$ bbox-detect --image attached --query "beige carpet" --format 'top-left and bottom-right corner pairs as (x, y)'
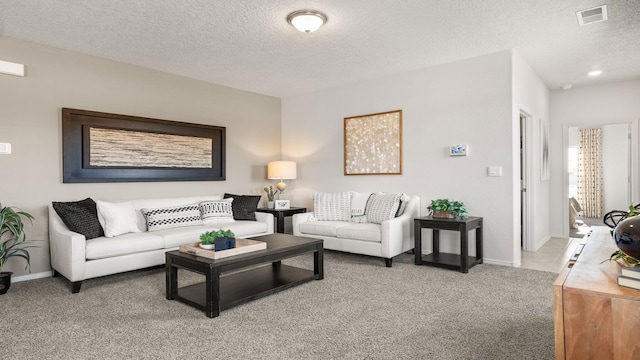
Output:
(1, 251), (556, 359)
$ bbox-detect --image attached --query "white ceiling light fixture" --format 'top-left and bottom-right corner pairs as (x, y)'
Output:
(287, 10), (327, 33)
(576, 5), (608, 26)
(588, 70), (603, 76)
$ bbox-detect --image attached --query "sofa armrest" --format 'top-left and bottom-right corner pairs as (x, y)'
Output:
(255, 212), (275, 234)
(381, 211), (414, 258)
(48, 205), (87, 282)
(292, 212), (314, 236)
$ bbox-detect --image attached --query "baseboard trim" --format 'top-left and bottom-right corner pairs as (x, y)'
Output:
(533, 235), (551, 252)
(12, 271), (54, 283)
(483, 258), (520, 267)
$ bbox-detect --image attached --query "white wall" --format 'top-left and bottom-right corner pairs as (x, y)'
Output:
(282, 51), (523, 266)
(549, 80), (640, 237)
(0, 38), (281, 277)
(512, 50), (551, 253)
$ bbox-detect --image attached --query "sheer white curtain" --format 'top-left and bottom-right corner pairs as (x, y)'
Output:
(578, 128), (603, 217)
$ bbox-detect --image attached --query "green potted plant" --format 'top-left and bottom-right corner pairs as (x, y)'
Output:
(199, 229), (236, 251)
(263, 185), (279, 209)
(427, 199), (468, 219)
(1, 203), (36, 295)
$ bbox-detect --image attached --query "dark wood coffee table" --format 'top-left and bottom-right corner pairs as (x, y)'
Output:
(165, 233), (323, 318)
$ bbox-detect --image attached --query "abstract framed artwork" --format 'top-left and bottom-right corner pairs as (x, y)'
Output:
(540, 118), (550, 181)
(62, 108), (225, 183)
(344, 109), (402, 175)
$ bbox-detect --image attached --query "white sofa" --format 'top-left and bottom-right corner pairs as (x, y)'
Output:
(49, 195), (274, 293)
(293, 193), (420, 267)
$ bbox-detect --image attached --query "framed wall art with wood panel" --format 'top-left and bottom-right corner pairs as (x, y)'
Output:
(62, 108), (225, 183)
(344, 109), (402, 175)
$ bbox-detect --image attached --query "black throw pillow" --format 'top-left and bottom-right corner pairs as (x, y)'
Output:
(223, 193), (261, 221)
(52, 198), (104, 239)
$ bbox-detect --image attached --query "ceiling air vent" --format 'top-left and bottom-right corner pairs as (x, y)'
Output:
(576, 5), (608, 26)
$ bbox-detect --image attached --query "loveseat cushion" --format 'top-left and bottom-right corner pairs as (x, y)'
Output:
(224, 193), (260, 221)
(313, 192), (352, 221)
(141, 204), (203, 231)
(85, 232), (164, 260)
(366, 193), (402, 224)
(336, 223), (382, 243)
(52, 198), (104, 239)
(299, 221), (352, 237)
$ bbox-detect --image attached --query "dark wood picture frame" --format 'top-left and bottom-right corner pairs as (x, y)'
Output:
(62, 108), (225, 183)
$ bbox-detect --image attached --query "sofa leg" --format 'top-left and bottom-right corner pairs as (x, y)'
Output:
(52, 270), (60, 277)
(71, 281), (82, 294)
(384, 258), (393, 267)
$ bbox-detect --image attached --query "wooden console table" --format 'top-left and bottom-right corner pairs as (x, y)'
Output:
(554, 226), (640, 359)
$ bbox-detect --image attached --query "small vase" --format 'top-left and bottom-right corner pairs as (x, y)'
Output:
(432, 211), (455, 219)
(215, 237), (230, 251)
(267, 201), (275, 209)
(199, 243), (214, 250)
(614, 216), (640, 259)
(0, 272), (12, 295)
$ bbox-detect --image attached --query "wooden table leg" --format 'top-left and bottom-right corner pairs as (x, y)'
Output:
(414, 221), (422, 265)
(314, 244), (324, 280)
(433, 229), (440, 255)
(205, 268), (221, 318)
(476, 222), (483, 264)
(460, 224), (469, 273)
(165, 256), (177, 300)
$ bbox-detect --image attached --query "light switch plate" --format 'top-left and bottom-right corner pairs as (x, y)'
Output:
(0, 143), (12, 154)
(487, 166), (502, 177)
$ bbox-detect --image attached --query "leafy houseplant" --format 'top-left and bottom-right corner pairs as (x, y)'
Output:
(427, 199), (468, 219)
(1, 203), (36, 295)
(199, 229), (236, 251)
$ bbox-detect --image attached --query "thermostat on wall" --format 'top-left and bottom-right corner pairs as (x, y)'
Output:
(449, 144), (468, 156)
(0, 143), (11, 154)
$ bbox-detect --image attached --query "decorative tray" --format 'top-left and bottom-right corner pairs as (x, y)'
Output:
(179, 238), (266, 260)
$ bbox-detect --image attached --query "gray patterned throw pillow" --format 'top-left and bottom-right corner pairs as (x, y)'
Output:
(141, 204), (203, 231)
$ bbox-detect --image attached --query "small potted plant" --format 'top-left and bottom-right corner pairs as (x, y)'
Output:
(1, 203), (36, 295)
(263, 185), (278, 208)
(199, 229), (236, 251)
(427, 199), (468, 219)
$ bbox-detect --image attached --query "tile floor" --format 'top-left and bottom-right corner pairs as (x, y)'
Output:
(520, 236), (584, 273)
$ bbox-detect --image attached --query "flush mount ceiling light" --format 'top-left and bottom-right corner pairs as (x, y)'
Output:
(588, 70), (603, 76)
(287, 10), (327, 33)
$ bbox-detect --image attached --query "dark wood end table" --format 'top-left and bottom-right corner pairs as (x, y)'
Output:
(414, 216), (483, 273)
(255, 207), (307, 233)
(166, 233), (323, 318)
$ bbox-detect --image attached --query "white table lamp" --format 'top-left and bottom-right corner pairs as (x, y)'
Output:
(268, 161), (297, 194)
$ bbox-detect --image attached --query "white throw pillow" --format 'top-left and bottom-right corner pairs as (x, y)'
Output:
(199, 199), (235, 224)
(350, 192), (372, 223)
(366, 193), (402, 224)
(141, 203), (203, 232)
(313, 192), (352, 221)
(96, 200), (142, 238)
(396, 193), (412, 216)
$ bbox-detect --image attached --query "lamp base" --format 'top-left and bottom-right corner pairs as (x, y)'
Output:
(276, 181), (287, 193)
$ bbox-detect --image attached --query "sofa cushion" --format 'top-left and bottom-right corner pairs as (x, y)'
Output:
(313, 192), (352, 221)
(141, 204), (203, 232)
(85, 232), (164, 260)
(199, 199), (235, 223)
(224, 193), (260, 221)
(366, 193), (402, 224)
(221, 221), (268, 238)
(154, 224), (221, 248)
(299, 221), (352, 237)
(96, 200), (142, 237)
(336, 223), (381, 243)
(52, 198), (104, 239)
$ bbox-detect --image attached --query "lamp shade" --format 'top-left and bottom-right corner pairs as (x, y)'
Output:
(268, 161), (297, 180)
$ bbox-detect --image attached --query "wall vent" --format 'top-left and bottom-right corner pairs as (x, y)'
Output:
(576, 5), (608, 26)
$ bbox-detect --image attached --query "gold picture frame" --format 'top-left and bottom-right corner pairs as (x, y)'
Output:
(344, 110), (402, 175)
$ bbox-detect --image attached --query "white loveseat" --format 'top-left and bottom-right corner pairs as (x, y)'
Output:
(293, 192), (420, 267)
(49, 195), (274, 293)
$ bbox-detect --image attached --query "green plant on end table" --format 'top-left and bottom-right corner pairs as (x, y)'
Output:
(263, 185), (279, 202)
(427, 199), (468, 219)
(199, 229), (236, 251)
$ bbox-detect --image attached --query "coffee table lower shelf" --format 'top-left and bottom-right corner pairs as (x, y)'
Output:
(420, 253), (482, 272)
(174, 264), (315, 313)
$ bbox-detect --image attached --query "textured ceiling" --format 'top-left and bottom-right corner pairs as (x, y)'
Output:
(1, 0), (639, 97)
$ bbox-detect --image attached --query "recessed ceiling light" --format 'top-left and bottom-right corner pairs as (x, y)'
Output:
(576, 5), (608, 26)
(287, 10), (327, 33)
(562, 84), (573, 90)
(588, 70), (603, 76)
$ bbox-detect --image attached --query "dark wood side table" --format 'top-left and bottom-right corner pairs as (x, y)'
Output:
(255, 207), (307, 233)
(414, 216), (483, 273)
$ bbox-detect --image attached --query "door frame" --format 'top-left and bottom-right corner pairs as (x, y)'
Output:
(561, 119), (639, 238)
(520, 110), (534, 251)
